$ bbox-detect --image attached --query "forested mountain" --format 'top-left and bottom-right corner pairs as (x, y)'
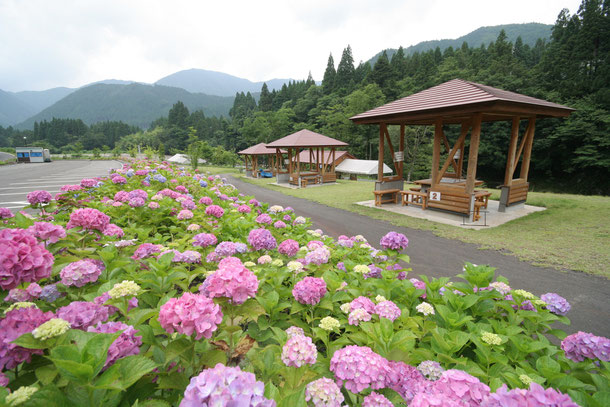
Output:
(0, 90), (36, 126)
(17, 83), (234, 129)
(155, 69), (294, 96)
(368, 23), (552, 65)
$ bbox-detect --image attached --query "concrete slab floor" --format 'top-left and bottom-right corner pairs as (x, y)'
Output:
(356, 199), (546, 229)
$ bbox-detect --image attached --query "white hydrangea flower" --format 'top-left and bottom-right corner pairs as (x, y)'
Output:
(287, 261), (304, 273)
(32, 318), (70, 340)
(6, 386), (38, 406)
(340, 303), (351, 314)
(481, 331), (503, 345)
(5, 302), (37, 314)
(353, 264), (370, 274)
(319, 316), (340, 331)
(375, 295), (387, 303)
(416, 302), (435, 316)
(108, 280), (141, 298)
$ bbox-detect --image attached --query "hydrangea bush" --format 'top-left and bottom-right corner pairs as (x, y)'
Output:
(0, 159), (606, 406)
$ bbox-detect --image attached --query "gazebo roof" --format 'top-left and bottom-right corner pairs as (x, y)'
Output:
(238, 143), (284, 155)
(267, 129), (348, 148)
(350, 79), (574, 125)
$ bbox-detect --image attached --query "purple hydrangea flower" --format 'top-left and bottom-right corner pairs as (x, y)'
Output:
(561, 331), (610, 362)
(304, 246), (330, 265)
(256, 214), (273, 225)
(27, 190), (53, 205)
(0, 208), (14, 219)
(278, 239), (299, 257)
(292, 277), (327, 305)
(180, 363), (276, 407)
(540, 293), (571, 316)
(215, 241), (238, 257)
(60, 259), (103, 287)
(87, 322), (142, 368)
(27, 222), (66, 243)
(418, 360), (444, 381)
(387, 360), (428, 402)
(56, 301), (110, 330)
(363, 392), (393, 407)
(248, 228), (277, 251)
(39, 283), (64, 302)
(205, 204), (224, 218)
(192, 233), (218, 248)
(380, 231), (409, 250)
(132, 243), (163, 259)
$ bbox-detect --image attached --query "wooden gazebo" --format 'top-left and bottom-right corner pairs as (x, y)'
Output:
(267, 129), (348, 188)
(238, 143), (283, 178)
(350, 79), (574, 220)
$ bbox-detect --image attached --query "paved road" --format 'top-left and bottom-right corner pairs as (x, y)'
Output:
(0, 160), (122, 209)
(226, 175), (610, 338)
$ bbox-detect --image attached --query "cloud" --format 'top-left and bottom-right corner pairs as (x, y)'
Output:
(0, 0), (584, 92)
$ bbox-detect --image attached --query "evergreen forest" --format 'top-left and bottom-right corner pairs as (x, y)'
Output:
(0, 0), (607, 194)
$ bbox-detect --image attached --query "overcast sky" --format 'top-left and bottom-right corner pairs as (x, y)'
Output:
(0, 0), (583, 92)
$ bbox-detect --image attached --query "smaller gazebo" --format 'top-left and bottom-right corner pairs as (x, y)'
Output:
(238, 143), (283, 178)
(294, 150), (355, 174)
(267, 129), (348, 187)
(335, 159), (393, 180)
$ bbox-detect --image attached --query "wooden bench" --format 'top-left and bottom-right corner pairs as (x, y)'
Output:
(401, 190), (428, 209)
(322, 173), (337, 183)
(373, 189), (400, 206)
(427, 185), (471, 215)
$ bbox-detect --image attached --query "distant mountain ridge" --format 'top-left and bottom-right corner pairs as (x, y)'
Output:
(156, 68), (294, 96)
(16, 83), (234, 129)
(368, 23), (552, 65)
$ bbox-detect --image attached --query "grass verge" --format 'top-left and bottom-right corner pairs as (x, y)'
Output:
(239, 176), (609, 278)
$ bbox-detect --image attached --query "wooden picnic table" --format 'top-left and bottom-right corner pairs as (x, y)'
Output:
(414, 177), (483, 193)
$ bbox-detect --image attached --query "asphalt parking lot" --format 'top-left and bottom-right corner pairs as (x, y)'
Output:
(0, 160), (122, 209)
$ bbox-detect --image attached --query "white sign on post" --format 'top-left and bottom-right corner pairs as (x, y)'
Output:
(393, 152), (404, 162)
(430, 191), (442, 201)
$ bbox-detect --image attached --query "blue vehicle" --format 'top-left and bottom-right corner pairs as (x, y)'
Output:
(258, 169), (273, 178)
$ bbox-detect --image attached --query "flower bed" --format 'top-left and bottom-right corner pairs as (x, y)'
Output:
(0, 159), (608, 406)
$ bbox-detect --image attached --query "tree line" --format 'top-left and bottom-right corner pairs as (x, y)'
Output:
(0, 0), (606, 193)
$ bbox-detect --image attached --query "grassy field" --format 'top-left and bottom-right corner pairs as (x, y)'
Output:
(239, 176), (609, 278)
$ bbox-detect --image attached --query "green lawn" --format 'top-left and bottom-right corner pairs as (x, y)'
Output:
(239, 176), (610, 278)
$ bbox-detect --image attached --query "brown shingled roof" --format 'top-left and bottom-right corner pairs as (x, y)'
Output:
(350, 79), (574, 124)
(238, 143), (283, 155)
(294, 150), (354, 164)
(267, 129), (348, 148)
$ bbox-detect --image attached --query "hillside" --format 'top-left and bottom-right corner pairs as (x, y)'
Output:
(13, 87), (75, 113)
(155, 68), (294, 96)
(368, 23), (552, 65)
(17, 83), (234, 129)
(0, 90), (36, 126)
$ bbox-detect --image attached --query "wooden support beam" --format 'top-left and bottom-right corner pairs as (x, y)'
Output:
(442, 132), (459, 173)
(435, 124), (469, 184)
(520, 116), (536, 181)
(431, 119), (443, 187)
(504, 117), (520, 186)
(399, 124), (405, 179)
(378, 124), (384, 181)
(465, 113), (482, 194)
(332, 148), (336, 172)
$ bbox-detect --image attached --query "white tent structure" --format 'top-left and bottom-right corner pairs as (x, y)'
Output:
(335, 159), (393, 176)
(168, 154), (206, 165)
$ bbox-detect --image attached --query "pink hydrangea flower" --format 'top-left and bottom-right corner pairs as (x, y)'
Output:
(205, 205), (224, 218)
(80, 178), (98, 188)
(387, 360), (428, 402)
(363, 392), (393, 407)
(237, 204), (251, 213)
(27, 222), (66, 243)
(281, 334), (317, 367)
(148, 202), (160, 209)
(132, 243), (163, 259)
(87, 322), (142, 368)
(111, 175), (126, 184)
(0, 208), (15, 219)
(350, 296), (376, 314)
(103, 223), (124, 238)
(158, 292), (223, 340)
(0, 306), (54, 370)
(273, 220), (287, 229)
(375, 300), (402, 321)
(256, 214), (272, 225)
(248, 228), (277, 251)
(286, 326), (305, 338)
(304, 246), (330, 265)
(330, 345), (391, 393)
(0, 228), (54, 290)
(200, 257), (258, 304)
(177, 209), (194, 220)
(411, 369), (490, 406)
(60, 259), (103, 287)
(305, 377), (344, 407)
(348, 308), (371, 326)
(481, 383), (578, 407)
(292, 277), (327, 305)
(27, 190), (53, 205)
(56, 301), (109, 330)
(114, 191), (129, 202)
(278, 239), (299, 257)
(192, 233), (217, 248)
(199, 196), (213, 206)
(66, 208), (110, 232)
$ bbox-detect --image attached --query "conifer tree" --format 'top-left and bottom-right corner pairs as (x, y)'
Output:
(258, 83), (273, 112)
(322, 53), (336, 94)
(336, 45), (356, 93)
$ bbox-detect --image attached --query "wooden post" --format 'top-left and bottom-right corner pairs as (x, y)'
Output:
(504, 117), (520, 186)
(399, 124), (405, 179)
(384, 125), (396, 179)
(435, 126), (469, 185)
(431, 119), (443, 187)
(296, 148), (301, 178)
(288, 148), (293, 175)
(332, 148), (336, 172)
(520, 116), (536, 181)
(378, 124), (384, 181)
(465, 113), (482, 194)
(457, 121), (469, 178)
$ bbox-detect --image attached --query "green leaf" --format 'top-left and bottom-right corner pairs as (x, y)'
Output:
(164, 338), (194, 363)
(48, 357), (94, 385)
(94, 355), (157, 390)
(82, 332), (121, 377)
(14, 212), (34, 228)
(536, 356), (561, 377)
(157, 372), (190, 390)
(134, 400), (171, 407)
(35, 364), (59, 385)
(129, 308), (158, 327)
(21, 384), (72, 407)
(264, 381), (280, 401)
(13, 333), (47, 349)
